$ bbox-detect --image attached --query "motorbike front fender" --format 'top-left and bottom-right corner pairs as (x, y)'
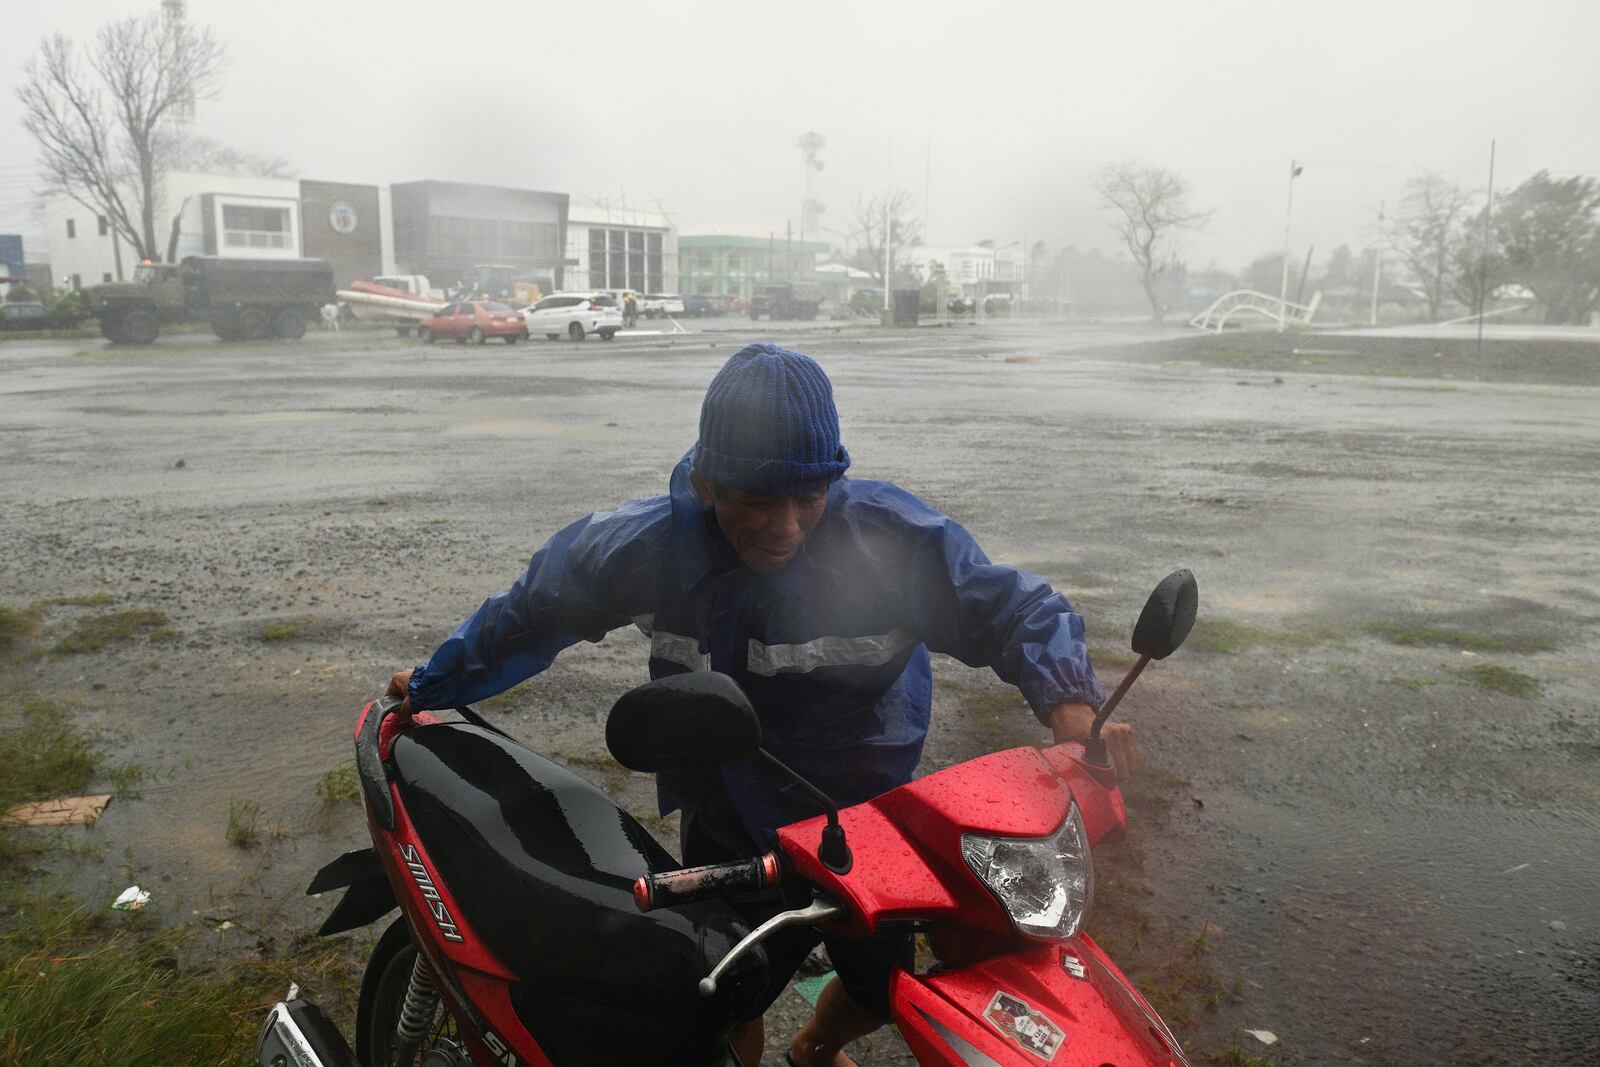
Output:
(891, 935), (1188, 1066)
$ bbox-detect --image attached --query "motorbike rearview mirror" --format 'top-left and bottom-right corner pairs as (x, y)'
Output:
(606, 672), (762, 772)
(1131, 568), (1198, 660)
(1085, 569), (1199, 766)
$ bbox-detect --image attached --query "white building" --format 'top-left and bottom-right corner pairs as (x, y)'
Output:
(565, 202), (677, 295)
(901, 244), (1026, 299)
(46, 171), (397, 291)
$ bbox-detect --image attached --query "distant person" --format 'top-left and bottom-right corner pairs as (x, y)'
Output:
(623, 291), (639, 328)
(319, 303), (341, 331)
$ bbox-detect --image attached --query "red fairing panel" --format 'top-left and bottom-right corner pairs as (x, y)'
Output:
(777, 747), (1094, 938)
(365, 711), (554, 1067)
(892, 937), (1187, 1066)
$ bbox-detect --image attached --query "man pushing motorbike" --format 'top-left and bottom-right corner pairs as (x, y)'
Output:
(387, 342), (1139, 1067)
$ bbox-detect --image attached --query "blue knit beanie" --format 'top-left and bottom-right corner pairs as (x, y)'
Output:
(692, 343), (850, 495)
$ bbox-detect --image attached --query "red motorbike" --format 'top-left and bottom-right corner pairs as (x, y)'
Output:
(256, 570), (1197, 1067)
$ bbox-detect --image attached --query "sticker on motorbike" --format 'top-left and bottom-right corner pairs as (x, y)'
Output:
(984, 991), (1066, 1061)
(1060, 952), (1087, 979)
(398, 842), (466, 943)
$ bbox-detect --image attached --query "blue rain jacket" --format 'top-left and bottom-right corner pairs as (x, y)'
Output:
(408, 454), (1105, 846)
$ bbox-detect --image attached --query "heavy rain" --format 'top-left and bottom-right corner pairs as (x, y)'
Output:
(1, 3), (1597, 1066)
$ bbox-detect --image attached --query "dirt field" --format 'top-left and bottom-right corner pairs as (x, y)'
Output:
(2, 321), (1596, 1064)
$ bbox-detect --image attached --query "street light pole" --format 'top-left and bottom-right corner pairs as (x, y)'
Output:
(1276, 160), (1302, 332)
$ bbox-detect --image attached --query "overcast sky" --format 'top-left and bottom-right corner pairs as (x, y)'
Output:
(3, 0), (1598, 271)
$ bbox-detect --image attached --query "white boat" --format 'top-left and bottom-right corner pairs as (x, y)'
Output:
(336, 279), (447, 325)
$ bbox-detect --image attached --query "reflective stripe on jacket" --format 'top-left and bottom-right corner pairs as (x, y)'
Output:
(408, 454), (1104, 843)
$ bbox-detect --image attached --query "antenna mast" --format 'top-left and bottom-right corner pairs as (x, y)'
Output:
(796, 131), (826, 244)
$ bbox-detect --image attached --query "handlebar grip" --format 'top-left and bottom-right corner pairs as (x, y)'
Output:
(633, 853), (781, 912)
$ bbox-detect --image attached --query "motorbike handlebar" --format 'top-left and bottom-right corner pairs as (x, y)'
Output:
(633, 853), (782, 912)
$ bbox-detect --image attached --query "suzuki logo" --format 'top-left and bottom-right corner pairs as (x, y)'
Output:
(398, 843), (465, 943)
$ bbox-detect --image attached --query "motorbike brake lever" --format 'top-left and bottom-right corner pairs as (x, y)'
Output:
(698, 895), (847, 997)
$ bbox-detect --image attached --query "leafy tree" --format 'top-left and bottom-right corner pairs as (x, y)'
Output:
(1095, 161), (1211, 323)
(1490, 171), (1600, 324)
(17, 7), (226, 263)
(1382, 173), (1477, 321)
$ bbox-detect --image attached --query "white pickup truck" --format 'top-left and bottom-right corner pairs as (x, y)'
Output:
(638, 293), (686, 318)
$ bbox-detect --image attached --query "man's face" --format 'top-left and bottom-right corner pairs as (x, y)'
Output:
(693, 473), (829, 573)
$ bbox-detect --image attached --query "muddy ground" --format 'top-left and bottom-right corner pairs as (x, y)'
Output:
(1, 321), (1596, 1065)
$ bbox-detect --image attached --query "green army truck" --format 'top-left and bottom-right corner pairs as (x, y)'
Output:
(86, 257), (335, 344)
(748, 281), (825, 321)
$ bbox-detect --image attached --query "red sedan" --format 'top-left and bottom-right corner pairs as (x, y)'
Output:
(417, 301), (528, 345)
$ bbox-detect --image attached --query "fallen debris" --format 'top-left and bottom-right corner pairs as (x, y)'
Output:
(3, 793), (112, 827)
(112, 885), (150, 911)
(1243, 1029), (1279, 1046)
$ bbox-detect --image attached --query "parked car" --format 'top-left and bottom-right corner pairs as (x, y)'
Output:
(681, 294), (719, 317)
(0, 302), (49, 330)
(638, 293), (686, 318)
(416, 301), (528, 345)
(719, 293), (748, 315)
(520, 292), (623, 341)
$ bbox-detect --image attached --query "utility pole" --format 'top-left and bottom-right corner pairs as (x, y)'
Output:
(1370, 202), (1383, 327)
(1276, 160), (1302, 332)
(1476, 139), (1496, 357)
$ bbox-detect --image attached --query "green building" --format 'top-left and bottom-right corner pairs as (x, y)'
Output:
(679, 230), (830, 301)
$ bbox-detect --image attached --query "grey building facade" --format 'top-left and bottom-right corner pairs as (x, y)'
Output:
(391, 181), (569, 293)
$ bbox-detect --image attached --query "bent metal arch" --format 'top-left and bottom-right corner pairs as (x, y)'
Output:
(1190, 289), (1322, 333)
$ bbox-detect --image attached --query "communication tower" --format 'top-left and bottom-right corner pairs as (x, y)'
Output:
(796, 131), (825, 243)
(161, 0), (197, 128)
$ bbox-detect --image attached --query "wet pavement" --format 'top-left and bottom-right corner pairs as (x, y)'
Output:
(1, 321), (1596, 1064)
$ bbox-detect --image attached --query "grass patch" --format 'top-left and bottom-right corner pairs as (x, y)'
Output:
(0, 695), (100, 822)
(315, 762), (359, 807)
(0, 603), (41, 651)
(1457, 663), (1541, 698)
(551, 749), (621, 771)
(0, 693), (142, 866)
(35, 592), (119, 608)
(1368, 622), (1554, 655)
(1091, 644), (1143, 671)
(53, 609), (172, 654)
(259, 620), (307, 642)
(225, 800), (262, 849)
(1187, 617), (1334, 655)
(0, 886), (365, 1067)
(956, 689), (1039, 750)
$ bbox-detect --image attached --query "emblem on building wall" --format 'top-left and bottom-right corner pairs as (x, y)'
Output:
(329, 201), (359, 234)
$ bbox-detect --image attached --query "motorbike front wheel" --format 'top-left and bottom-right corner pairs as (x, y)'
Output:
(357, 918), (466, 1067)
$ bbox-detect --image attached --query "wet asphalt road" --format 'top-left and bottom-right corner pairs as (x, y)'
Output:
(1, 320), (1597, 1064)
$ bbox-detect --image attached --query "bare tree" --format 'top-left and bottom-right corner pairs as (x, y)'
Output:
(850, 190), (923, 286)
(1382, 173), (1477, 321)
(1095, 162), (1211, 323)
(18, 9), (226, 263)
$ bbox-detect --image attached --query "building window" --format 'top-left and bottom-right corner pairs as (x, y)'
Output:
(102, 272), (112, 283)
(71, 273), (81, 289)
(98, 215), (109, 236)
(646, 232), (663, 294)
(589, 228), (607, 287)
(66, 219), (76, 239)
(221, 204), (290, 249)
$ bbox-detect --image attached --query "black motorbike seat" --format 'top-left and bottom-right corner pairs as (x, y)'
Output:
(390, 724), (767, 1047)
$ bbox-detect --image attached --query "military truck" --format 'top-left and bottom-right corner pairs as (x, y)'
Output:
(747, 281), (825, 321)
(86, 257), (335, 344)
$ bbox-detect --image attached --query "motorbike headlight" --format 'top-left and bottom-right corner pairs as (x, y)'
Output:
(962, 802), (1092, 940)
